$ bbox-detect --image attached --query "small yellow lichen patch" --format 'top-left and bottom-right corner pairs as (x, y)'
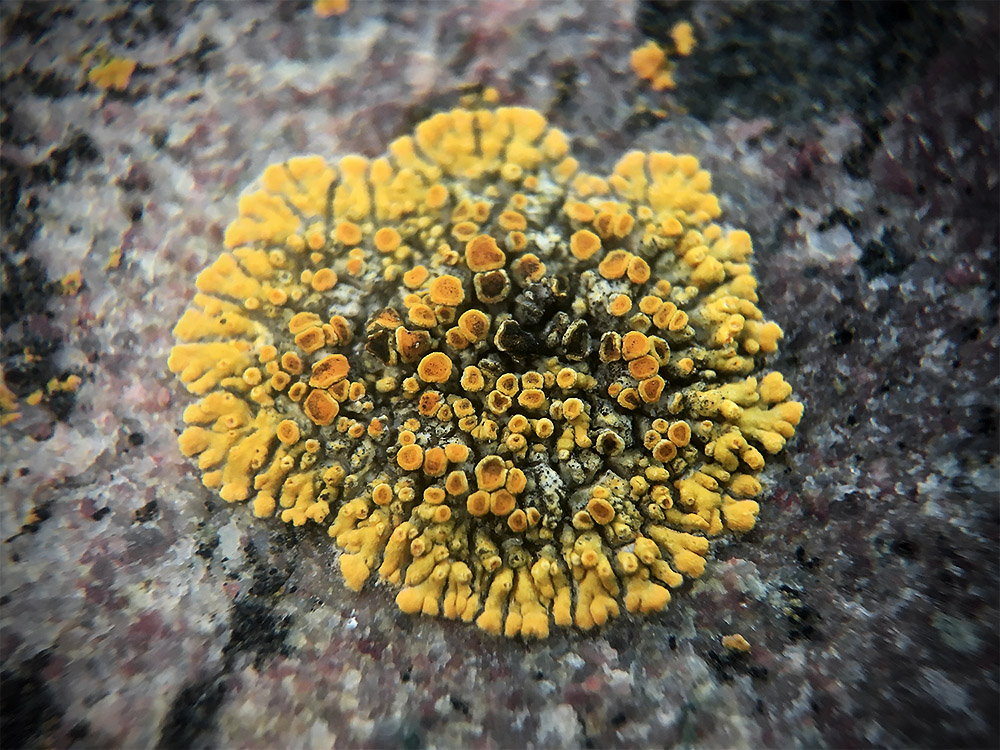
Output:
(631, 42), (667, 85)
(48, 375), (83, 394)
(722, 633), (751, 653)
(89, 57), (137, 90)
(671, 22), (696, 56)
(630, 25), (696, 94)
(59, 270), (84, 296)
(313, 0), (349, 17)
(630, 42), (675, 91)
(0, 383), (21, 425)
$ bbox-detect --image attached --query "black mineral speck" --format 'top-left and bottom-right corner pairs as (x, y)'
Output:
(842, 119), (886, 180)
(817, 207), (861, 232)
(48, 389), (77, 422)
(150, 128), (168, 149)
(157, 673), (227, 750)
(831, 325), (854, 347)
(177, 35), (220, 76)
(125, 201), (144, 223)
(133, 500), (160, 523)
(707, 647), (766, 683)
(795, 545), (821, 570)
(401, 728), (425, 750)
(859, 227), (913, 278)
(223, 599), (292, 671)
(0, 653), (62, 749)
(1, 5), (54, 44)
(196, 533), (220, 560)
(891, 538), (918, 558)
(0, 254), (52, 331)
(68, 720), (89, 740)
(35, 131), (100, 184)
(22, 503), (51, 533)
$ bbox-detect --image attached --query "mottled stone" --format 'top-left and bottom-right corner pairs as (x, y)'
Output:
(0, 1), (996, 748)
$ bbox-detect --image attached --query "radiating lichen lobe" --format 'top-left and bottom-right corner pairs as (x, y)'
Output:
(169, 105), (803, 638)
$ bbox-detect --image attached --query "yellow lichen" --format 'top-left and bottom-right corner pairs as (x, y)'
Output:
(0, 383), (21, 425)
(88, 57), (136, 91)
(170, 104), (802, 638)
(722, 633), (752, 652)
(631, 23), (697, 94)
(59, 270), (83, 296)
(671, 22), (696, 56)
(313, 0), (349, 17)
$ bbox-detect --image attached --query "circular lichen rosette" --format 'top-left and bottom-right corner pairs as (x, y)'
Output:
(169, 106), (803, 638)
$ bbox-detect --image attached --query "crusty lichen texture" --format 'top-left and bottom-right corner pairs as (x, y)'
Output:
(169, 106), (803, 638)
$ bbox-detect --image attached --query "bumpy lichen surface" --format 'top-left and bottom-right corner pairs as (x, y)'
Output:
(169, 106), (803, 638)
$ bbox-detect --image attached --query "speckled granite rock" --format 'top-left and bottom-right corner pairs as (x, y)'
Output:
(1, 1), (997, 748)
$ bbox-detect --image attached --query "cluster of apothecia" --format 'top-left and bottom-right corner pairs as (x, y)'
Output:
(169, 106), (802, 638)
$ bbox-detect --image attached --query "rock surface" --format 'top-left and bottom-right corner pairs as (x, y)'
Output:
(1, 1), (997, 748)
